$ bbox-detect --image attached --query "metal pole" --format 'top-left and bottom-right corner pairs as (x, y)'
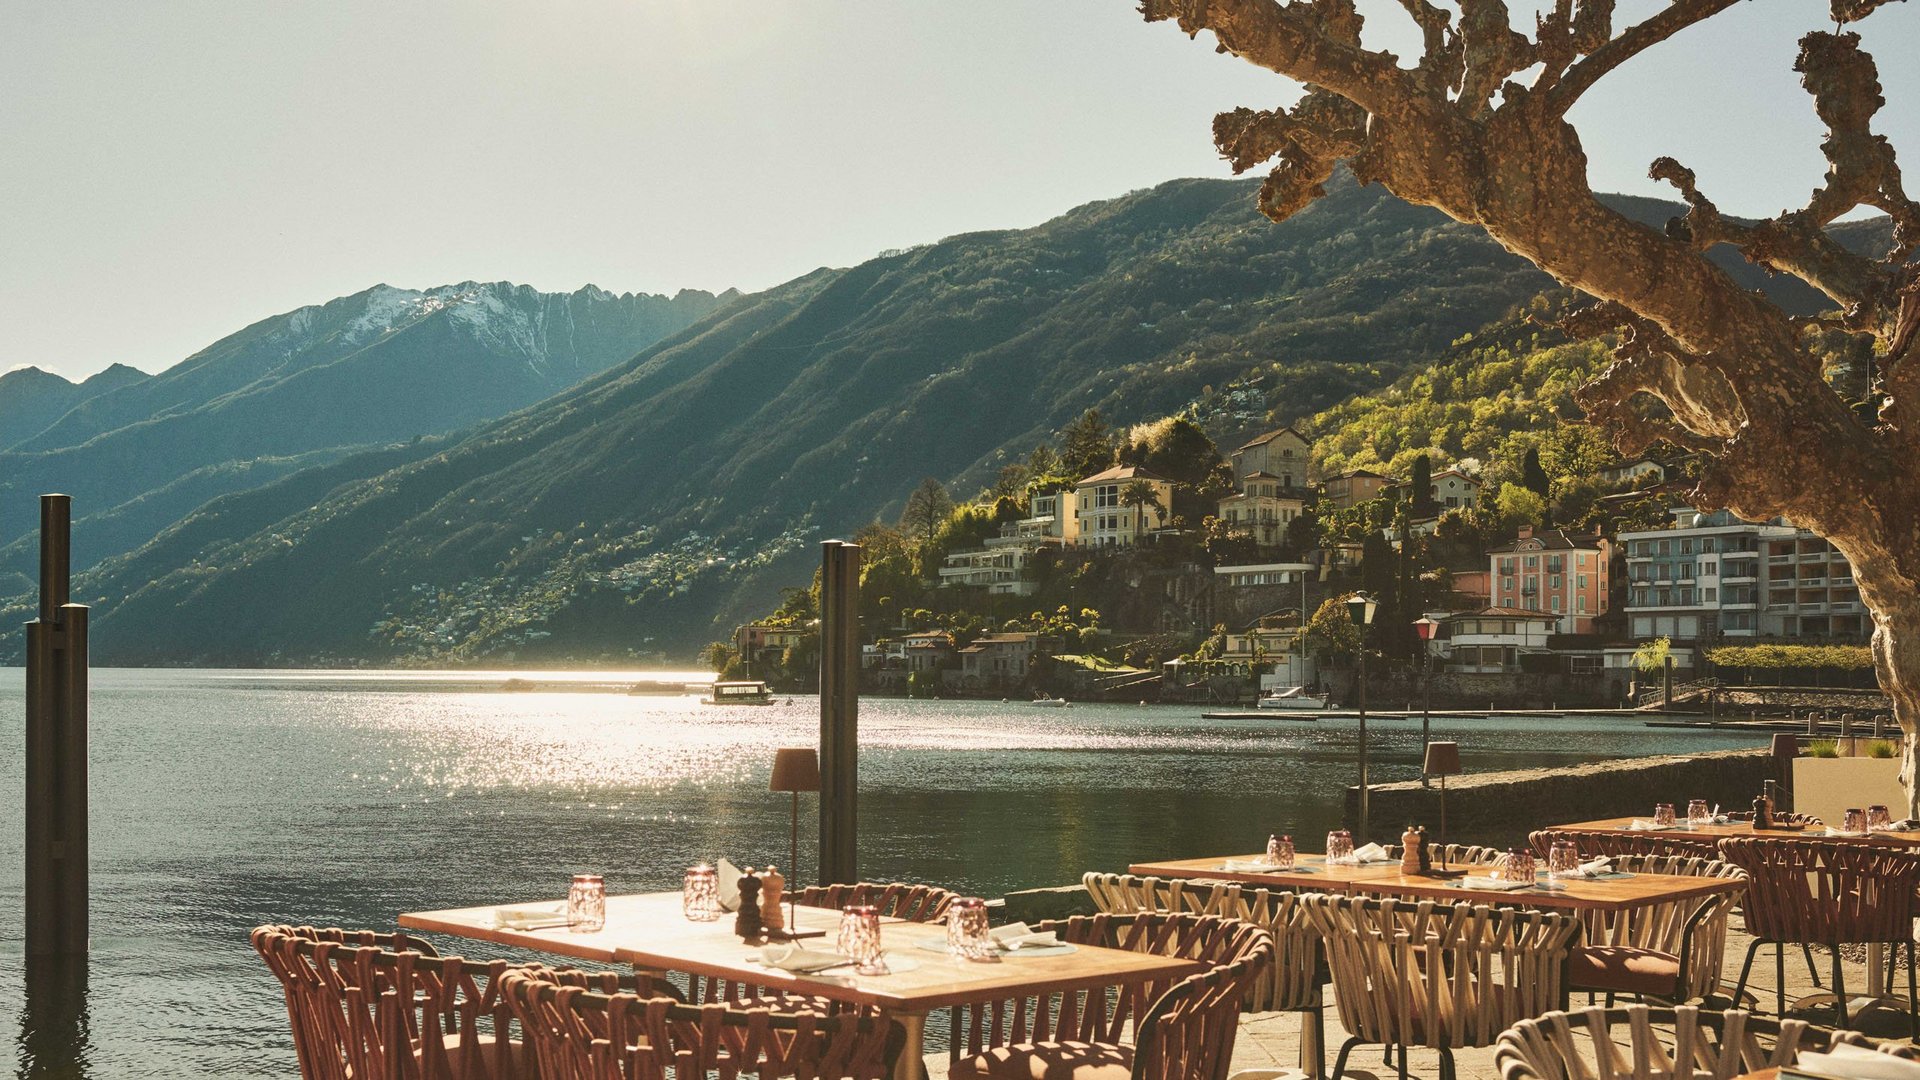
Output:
(1420, 643), (1432, 787)
(26, 494), (88, 961)
(1357, 648), (1370, 842)
(818, 541), (861, 886)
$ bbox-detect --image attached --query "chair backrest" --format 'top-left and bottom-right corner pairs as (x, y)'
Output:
(1495, 1004), (1808, 1080)
(1830, 1030), (1920, 1061)
(793, 882), (958, 923)
(1301, 894), (1579, 1050)
(250, 924), (515, 1080)
(1530, 829), (1717, 860)
(1716, 837), (1920, 945)
(499, 970), (897, 1080)
(1082, 872), (1317, 1012)
(944, 912), (1271, 1065)
(1130, 930), (1277, 1080)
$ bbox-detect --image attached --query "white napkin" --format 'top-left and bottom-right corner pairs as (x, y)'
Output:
(1825, 828), (1869, 838)
(1221, 858), (1282, 872)
(1796, 1043), (1920, 1080)
(716, 858), (744, 911)
(1627, 819), (1663, 831)
(989, 922), (1060, 951)
(1353, 843), (1391, 864)
(1459, 876), (1534, 891)
(758, 945), (853, 974)
(1572, 857), (1612, 878)
(492, 903), (567, 930)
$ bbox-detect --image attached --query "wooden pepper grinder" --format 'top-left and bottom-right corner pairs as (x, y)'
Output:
(1416, 826), (1433, 875)
(1400, 825), (1423, 875)
(761, 865), (786, 934)
(734, 867), (764, 942)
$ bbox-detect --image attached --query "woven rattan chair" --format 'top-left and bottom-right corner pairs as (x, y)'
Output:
(251, 924), (530, 1080)
(500, 969), (898, 1080)
(793, 881), (959, 923)
(1494, 1004), (1810, 1080)
(1083, 873), (1326, 1076)
(1718, 836), (1920, 1034)
(1529, 829), (1718, 861)
(1562, 855), (1746, 1006)
(947, 911), (1273, 1080)
(1301, 894), (1580, 1080)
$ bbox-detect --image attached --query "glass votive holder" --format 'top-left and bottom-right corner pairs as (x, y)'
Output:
(683, 864), (720, 922)
(1653, 803), (1676, 828)
(1547, 840), (1580, 880)
(1869, 805), (1892, 831)
(1844, 807), (1867, 833)
(1501, 849), (1537, 886)
(1326, 830), (1355, 866)
(836, 905), (886, 975)
(568, 873), (606, 933)
(1687, 799), (1711, 827)
(946, 897), (992, 960)
(1268, 834), (1296, 870)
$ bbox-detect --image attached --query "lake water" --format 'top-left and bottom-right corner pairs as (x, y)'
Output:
(0, 667), (1765, 1077)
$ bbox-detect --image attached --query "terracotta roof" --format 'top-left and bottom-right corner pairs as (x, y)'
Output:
(1327, 468), (1391, 482)
(1454, 606), (1559, 619)
(1077, 465), (1172, 485)
(971, 633), (1039, 644)
(1485, 528), (1606, 553)
(1235, 426), (1311, 452)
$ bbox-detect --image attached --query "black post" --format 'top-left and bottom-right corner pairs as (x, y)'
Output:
(1356, 648), (1370, 842)
(26, 494), (88, 961)
(1419, 644), (1432, 788)
(818, 540), (861, 886)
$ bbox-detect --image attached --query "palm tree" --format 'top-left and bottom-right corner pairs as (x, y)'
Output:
(1119, 479), (1164, 542)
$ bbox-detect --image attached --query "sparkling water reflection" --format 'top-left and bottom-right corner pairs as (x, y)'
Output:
(0, 668), (1764, 1077)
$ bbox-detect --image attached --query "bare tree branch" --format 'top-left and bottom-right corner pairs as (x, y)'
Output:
(1546, 0), (1740, 115)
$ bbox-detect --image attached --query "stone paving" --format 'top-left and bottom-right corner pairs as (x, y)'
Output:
(923, 925), (1918, 1080)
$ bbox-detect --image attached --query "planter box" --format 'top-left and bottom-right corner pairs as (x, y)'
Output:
(1792, 756), (1905, 825)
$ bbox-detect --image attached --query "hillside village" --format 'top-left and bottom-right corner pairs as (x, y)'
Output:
(715, 410), (1875, 708)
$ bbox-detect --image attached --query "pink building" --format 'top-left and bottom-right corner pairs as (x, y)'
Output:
(1486, 526), (1611, 633)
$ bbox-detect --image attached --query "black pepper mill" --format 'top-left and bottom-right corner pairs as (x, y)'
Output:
(735, 867), (765, 941)
(1752, 794), (1772, 830)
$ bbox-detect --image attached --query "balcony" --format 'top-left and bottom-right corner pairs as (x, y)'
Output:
(1798, 575), (1827, 587)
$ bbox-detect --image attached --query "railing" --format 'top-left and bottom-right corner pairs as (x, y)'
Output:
(1635, 677), (1719, 708)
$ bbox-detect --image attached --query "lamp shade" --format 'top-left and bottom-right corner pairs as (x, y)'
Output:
(1423, 740), (1462, 777)
(1413, 616), (1439, 641)
(1346, 592), (1378, 627)
(769, 747), (820, 793)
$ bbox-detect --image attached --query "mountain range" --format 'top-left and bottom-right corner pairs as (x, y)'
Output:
(0, 282), (733, 575)
(0, 173), (1883, 665)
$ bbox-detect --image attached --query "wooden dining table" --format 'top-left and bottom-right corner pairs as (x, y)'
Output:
(399, 892), (1201, 1080)
(1550, 815), (1920, 847)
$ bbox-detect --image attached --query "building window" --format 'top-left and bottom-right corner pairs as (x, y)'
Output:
(1577, 574), (1588, 589)
(1704, 587), (1717, 602)
(1577, 596), (1587, 613)
(1551, 574), (1562, 589)
(1551, 596), (1562, 612)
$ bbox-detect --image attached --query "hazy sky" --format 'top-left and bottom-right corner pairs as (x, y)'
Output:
(5, 1), (1916, 380)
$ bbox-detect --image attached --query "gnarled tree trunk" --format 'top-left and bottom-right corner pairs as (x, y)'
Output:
(1140, 0), (1920, 811)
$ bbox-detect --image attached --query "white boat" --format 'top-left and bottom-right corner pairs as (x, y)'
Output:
(702, 680), (776, 706)
(1028, 695), (1070, 708)
(1257, 686), (1328, 710)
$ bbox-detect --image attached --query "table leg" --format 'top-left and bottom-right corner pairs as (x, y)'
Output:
(1298, 991), (1323, 1080)
(1869, 942), (1886, 997)
(893, 1012), (929, 1080)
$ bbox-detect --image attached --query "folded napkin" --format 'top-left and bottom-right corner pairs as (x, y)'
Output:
(1795, 1043), (1920, 1080)
(989, 923), (1060, 951)
(1353, 843), (1391, 864)
(717, 857), (744, 912)
(758, 945), (853, 974)
(1627, 819), (1671, 831)
(493, 904), (567, 930)
(1458, 876), (1534, 892)
(1571, 857), (1612, 878)
(1825, 828), (1869, 838)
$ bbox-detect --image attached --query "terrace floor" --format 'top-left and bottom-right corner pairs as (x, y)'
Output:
(924, 924), (1919, 1079)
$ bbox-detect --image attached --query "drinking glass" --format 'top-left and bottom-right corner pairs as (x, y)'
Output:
(1844, 808), (1867, 834)
(1869, 805), (1893, 832)
(1326, 830), (1355, 866)
(837, 905), (886, 975)
(1653, 803), (1676, 828)
(1270, 834), (1296, 870)
(1501, 849), (1537, 886)
(1687, 799), (1711, 827)
(1547, 841), (1581, 881)
(682, 865), (720, 922)
(946, 897), (992, 960)
(568, 874), (606, 933)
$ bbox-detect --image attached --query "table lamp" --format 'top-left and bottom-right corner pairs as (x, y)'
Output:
(1423, 741), (1463, 875)
(769, 747), (820, 937)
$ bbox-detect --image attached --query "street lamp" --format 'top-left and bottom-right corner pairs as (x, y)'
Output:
(1414, 616), (1440, 786)
(1346, 592), (1378, 840)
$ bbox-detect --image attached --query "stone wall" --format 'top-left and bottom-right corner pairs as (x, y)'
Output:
(1362, 669), (1624, 710)
(1344, 747), (1784, 849)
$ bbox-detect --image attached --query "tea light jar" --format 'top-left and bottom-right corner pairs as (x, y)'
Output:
(946, 897), (992, 960)
(683, 864), (720, 922)
(837, 905), (886, 975)
(568, 874), (606, 932)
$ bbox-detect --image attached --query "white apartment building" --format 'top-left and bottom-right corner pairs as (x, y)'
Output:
(1621, 507), (1866, 642)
